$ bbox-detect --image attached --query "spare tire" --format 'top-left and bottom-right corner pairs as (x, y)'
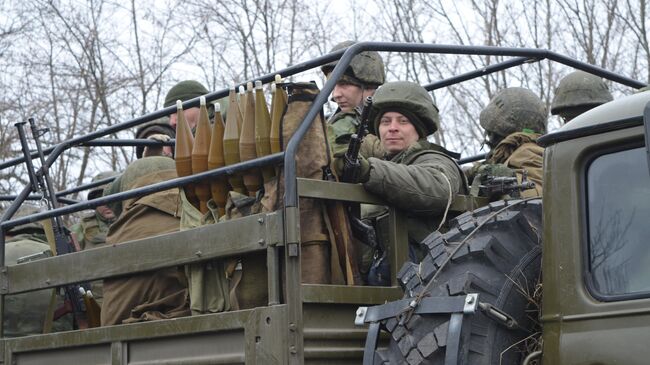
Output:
(373, 199), (543, 365)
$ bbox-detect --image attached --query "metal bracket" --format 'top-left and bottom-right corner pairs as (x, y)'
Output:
(358, 294), (480, 365)
(464, 293), (479, 313)
(355, 306), (368, 326)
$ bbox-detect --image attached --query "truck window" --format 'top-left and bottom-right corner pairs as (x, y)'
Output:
(586, 145), (650, 298)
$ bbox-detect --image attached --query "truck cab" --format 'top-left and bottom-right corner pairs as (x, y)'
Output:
(539, 91), (650, 365)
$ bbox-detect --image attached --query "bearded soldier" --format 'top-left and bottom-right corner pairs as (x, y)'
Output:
(551, 70), (613, 123)
(71, 171), (119, 250)
(321, 40), (386, 158)
(101, 157), (190, 326)
(472, 87), (547, 198)
(333, 81), (467, 263)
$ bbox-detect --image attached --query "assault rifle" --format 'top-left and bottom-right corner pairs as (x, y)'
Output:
(478, 171), (536, 199)
(16, 119), (100, 329)
(341, 96), (373, 183)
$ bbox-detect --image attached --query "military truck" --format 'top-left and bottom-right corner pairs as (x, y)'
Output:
(0, 42), (647, 365)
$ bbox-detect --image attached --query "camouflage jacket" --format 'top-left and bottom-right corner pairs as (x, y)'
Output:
(364, 139), (467, 259)
(327, 110), (384, 158)
(71, 212), (113, 250)
(488, 132), (544, 197)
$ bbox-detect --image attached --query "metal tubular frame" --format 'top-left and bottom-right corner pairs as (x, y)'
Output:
(0, 41), (647, 362)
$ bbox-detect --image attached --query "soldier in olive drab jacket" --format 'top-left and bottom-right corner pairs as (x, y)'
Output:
(101, 157), (190, 326)
(472, 87), (547, 199)
(321, 40), (386, 158)
(70, 171), (119, 250)
(333, 81), (467, 262)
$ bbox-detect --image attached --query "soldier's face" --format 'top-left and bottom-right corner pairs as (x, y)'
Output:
(332, 81), (365, 113)
(378, 112), (420, 154)
(96, 205), (115, 220)
(169, 107), (200, 130)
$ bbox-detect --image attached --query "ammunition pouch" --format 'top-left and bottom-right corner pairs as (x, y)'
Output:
(180, 190), (234, 314)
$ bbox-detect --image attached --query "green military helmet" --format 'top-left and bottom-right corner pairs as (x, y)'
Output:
(134, 117), (176, 159)
(368, 81), (439, 138)
(164, 80), (209, 108)
(4, 238), (53, 337)
(6, 204), (44, 237)
(88, 171), (120, 201)
(321, 41), (385, 88)
(119, 156), (176, 192)
(550, 70), (613, 121)
(480, 87), (547, 138)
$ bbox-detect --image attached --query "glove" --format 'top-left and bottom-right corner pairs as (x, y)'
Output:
(332, 155), (371, 183)
(143, 134), (173, 158)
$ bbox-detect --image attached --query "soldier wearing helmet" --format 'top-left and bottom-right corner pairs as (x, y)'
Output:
(333, 81), (467, 263)
(3, 204), (72, 336)
(134, 117), (175, 159)
(70, 171), (119, 250)
(322, 41), (386, 158)
(163, 80), (228, 133)
(551, 70), (613, 123)
(474, 87), (547, 198)
(101, 157), (189, 326)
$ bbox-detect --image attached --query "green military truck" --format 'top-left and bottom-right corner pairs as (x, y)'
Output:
(0, 42), (648, 365)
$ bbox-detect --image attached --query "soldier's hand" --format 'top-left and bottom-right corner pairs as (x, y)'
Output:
(143, 134), (173, 158)
(332, 155), (371, 183)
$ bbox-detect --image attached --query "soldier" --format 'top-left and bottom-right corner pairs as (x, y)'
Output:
(70, 171), (119, 251)
(134, 117), (175, 159)
(333, 81), (467, 262)
(321, 40), (386, 157)
(474, 87), (547, 198)
(164, 80), (228, 131)
(551, 70), (613, 123)
(3, 205), (72, 336)
(101, 156), (190, 326)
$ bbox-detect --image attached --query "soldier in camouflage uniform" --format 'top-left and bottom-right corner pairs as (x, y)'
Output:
(321, 41), (386, 158)
(71, 171), (119, 250)
(333, 81), (467, 262)
(472, 87), (547, 198)
(551, 70), (613, 123)
(135, 117), (175, 159)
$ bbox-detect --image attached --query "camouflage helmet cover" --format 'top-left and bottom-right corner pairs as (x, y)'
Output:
(480, 87), (547, 137)
(88, 171), (120, 200)
(368, 81), (440, 137)
(321, 41), (385, 88)
(5, 204), (44, 235)
(550, 70), (613, 116)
